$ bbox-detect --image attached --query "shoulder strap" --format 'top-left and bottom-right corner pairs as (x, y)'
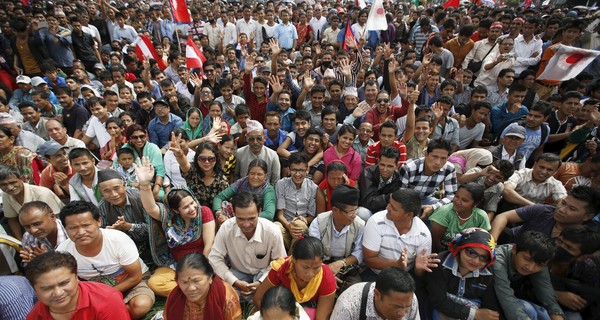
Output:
(480, 41), (497, 62)
(359, 282), (373, 320)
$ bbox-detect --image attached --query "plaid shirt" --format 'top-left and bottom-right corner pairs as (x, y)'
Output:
(399, 157), (457, 210)
(22, 219), (69, 253)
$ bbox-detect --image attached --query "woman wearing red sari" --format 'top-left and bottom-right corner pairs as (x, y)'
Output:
(295, 12), (314, 49)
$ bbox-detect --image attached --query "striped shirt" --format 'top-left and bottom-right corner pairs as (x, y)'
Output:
(364, 140), (408, 167)
(0, 276), (36, 320)
(399, 157), (457, 210)
(362, 211), (431, 274)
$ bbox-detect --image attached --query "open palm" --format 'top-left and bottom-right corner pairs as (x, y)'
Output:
(133, 156), (155, 184)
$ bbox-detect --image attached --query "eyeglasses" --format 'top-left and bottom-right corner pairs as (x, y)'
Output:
(338, 206), (358, 216)
(464, 248), (491, 263)
(290, 168), (307, 175)
(198, 156), (216, 163)
(129, 134), (146, 140)
(256, 59), (265, 63)
(377, 98), (389, 103)
(205, 69), (215, 73)
(359, 128), (373, 133)
(247, 136), (263, 143)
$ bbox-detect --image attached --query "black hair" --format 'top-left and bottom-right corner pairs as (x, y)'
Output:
(390, 189), (421, 217)
(0, 164), (22, 180)
(291, 236), (324, 261)
(288, 152), (309, 166)
(31, 90), (50, 100)
(380, 120), (397, 134)
(326, 161), (347, 174)
(293, 110), (312, 123)
(321, 107), (339, 122)
(570, 185), (600, 216)
(303, 128), (322, 141)
(515, 231), (556, 265)
(530, 101), (552, 117)
(472, 85), (488, 96)
(472, 101), (492, 112)
(247, 159), (269, 176)
(337, 124), (357, 139)
(19, 201), (53, 217)
(560, 225), (600, 255)
(230, 191), (262, 211)
(436, 95), (454, 106)
(426, 139), (452, 154)
(17, 101), (40, 111)
(493, 160), (514, 180)
(172, 128), (189, 141)
(380, 146), (400, 163)
(459, 25), (475, 37)
(68, 147), (95, 161)
(234, 104), (250, 117)
(561, 91), (582, 103)
(125, 124), (146, 140)
(375, 267), (416, 296)
(59, 201), (100, 227)
(116, 147), (135, 158)
(175, 253), (214, 280)
(457, 183), (485, 205)
(440, 79), (458, 91)
(159, 78), (175, 87)
(105, 117), (123, 130)
(193, 142), (222, 178)
(498, 68), (515, 79)
(428, 36), (443, 48)
(26, 252), (78, 286)
(260, 286), (297, 316)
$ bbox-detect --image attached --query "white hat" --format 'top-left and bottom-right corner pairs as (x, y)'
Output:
(31, 76), (46, 87)
(344, 87), (358, 98)
(16, 75), (31, 84)
(246, 120), (264, 134)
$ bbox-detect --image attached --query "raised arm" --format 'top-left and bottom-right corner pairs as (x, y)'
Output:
(132, 156), (160, 220)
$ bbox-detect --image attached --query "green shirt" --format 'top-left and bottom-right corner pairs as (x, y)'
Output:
(430, 203), (491, 250)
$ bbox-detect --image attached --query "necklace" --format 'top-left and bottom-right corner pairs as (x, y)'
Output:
(457, 211), (473, 222)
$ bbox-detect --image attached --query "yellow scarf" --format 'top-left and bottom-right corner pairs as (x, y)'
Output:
(270, 257), (323, 303)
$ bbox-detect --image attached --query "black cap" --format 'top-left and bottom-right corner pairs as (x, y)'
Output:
(331, 184), (360, 207)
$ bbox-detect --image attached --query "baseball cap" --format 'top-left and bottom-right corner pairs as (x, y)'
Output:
(37, 140), (69, 157)
(16, 75), (31, 84)
(31, 76), (47, 87)
(94, 63), (106, 70)
(504, 125), (526, 139)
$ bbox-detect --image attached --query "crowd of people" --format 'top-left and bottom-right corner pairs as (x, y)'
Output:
(0, 0), (600, 319)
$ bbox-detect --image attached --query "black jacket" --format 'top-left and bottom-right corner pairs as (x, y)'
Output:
(359, 165), (401, 213)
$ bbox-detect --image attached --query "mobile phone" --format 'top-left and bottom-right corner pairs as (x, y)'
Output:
(38, 21), (49, 29)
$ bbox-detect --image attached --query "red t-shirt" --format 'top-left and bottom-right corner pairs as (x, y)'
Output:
(267, 260), (336, 303)
(27, 281), (129, 320)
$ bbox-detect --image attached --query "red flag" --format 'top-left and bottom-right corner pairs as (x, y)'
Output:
(443, 0), (460, 8)
(134, 34), (167, 70)
(186, 36), (206, 69)
(169, 0), (191, 23)
(537, 45), (600, 81)
(342, 16), (358, 51)
(21, 0), (30, 7)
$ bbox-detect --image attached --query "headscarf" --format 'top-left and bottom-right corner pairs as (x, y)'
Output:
(148, 186), (204, 267)
(230, 175), (270, 196)
(448, 149), (493, 174)
(165, 275), (226, 320)
(448, 228), (496, 269)
(270, 257), (323, 304)
(182, 108), (204, 140)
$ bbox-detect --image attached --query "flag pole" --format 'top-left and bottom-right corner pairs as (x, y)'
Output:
(176, 31), (182, 53)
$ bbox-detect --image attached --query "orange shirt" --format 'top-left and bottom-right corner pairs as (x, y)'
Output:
(536, 42), (561, 86)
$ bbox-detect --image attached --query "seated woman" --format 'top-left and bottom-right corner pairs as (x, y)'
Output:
(323, 125), (362, 181)
(317, 161), (357, 213)
(0, 126), (43, 185)
(213, 159), (276, 224)
(253, 236), (337, 320)
(202, 101), (232, 136)
(426, 228), (500, 320)
(134, 156), (216, 297)
(430, 183), (491, 253)
(218, 134), (237, 183)
(167, 132), (229, 206)
(101, 117), (127, 161)
(165, 253), (242, 320)
(247, 286), (311, 320)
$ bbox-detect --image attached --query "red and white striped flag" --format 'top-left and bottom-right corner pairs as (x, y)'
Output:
(169, 0), (192, 23)
(186, 36), (207, 77)
(134, 34), (167, 70)
(537, 45), (600, 82)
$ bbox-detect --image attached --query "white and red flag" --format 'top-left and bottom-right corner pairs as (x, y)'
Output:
(134, 34), (167, 70)
(537, 45), (600, 81)
(355, 0), (366, 9)
(169, 0), (191, 23)
(365, 0), (388, 31)
(186, 36), (207, 77)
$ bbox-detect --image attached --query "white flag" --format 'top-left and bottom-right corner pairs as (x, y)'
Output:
(537, 45), (600, 81)
(365, 0), (387, 31)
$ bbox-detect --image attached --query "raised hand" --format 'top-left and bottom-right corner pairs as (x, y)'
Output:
(423, 52), (432, 65)
(269, 75), (283, 93)
(244, 55), (255, 73)
(204, 130), (223, 144)
(133, 156), (155, 185)
(352, 101), (372, 118)
(455, 68), (464, 83)
(212, 116), (222, 131)
(408, 84), (420, 104)
(190, 72), (203, 87)
(143, 58), (151, 70)
(431, 102), (444, 119)
(383, 43), (393, 60)
(415, 249), (440, 273)
(168, 132), (184, 158)
(269, 38), (281, 56)
(302, 71), (315, 91)
(388, 58), (397, 74)
(339, 59), (352, 78)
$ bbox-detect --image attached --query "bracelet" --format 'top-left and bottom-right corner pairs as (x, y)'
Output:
(139, 184), (152, 191)
(139, 182), (151, 187)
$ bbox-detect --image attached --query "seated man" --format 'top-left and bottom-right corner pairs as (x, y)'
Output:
(309, 184), (365, 289)
(458, 101), (491, 149)
(25, 251), (129, 318)
(45, 119), (86, 152)
(275, 152), (318, 249)
(81, 97), (112, 151)
(500, 153), (566, 210)
(331, 267), (420, 320)
(359, 147), (402, 220)
(235, 120), (281, 184)
(399, 139), (458, 220)
(147, 97), (183, 152)
(19, 201), (69, 265)
(460, 159), (515, 221)
(487, 124), (525, 169)
(0, 165), (64, 240)
(97, 169), (152, 266)
(37, 140), (76, 202)
(550, 225), (600, 320)
(364, 121), (407, 167)
(362, 188), (439, 281)
(208, 192), (286, 299)
(491, 185), (599, 244)
(430, 96), (460, 152)
(491, 231), (565, 320)
(68, 148), (102, 206)
(57, 201), (155, 319)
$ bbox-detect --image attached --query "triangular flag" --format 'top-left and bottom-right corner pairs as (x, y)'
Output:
(134, 34), (167, 70)
(169, 0), (191, 24)
(537, 45), (600, 82)
(186, 36), (207, 77)
(443, 0), (460, 8)
(365, 0), (388, 31)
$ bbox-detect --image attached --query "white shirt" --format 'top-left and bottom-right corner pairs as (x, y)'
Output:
(351, 23), (367, 40)
(309, 16), (327, 39)
(84, 116), (111, 149)
(112, 24), (138, 43)
(236, 18), (258, 40)
(513, 35), (542, 76)
(109, 81), (136, 100)
(223, 22), (238, 46)
(163, 149), (195, 187)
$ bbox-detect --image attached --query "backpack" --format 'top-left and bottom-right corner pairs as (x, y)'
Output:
(492, 116), (549, 147)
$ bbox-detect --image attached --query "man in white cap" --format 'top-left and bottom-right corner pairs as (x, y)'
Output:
(30, 76), (61, 107)
(235, 119), (281, 184)
(9, 75), (34, 111)
(0, 112), (45, 152)
(487, 125), (526, 169)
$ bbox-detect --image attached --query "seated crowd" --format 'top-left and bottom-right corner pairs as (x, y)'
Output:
(1, 1), (600, 320)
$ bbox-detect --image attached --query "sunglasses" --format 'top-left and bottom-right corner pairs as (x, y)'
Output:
(129, 134), (146, 140)
(377, 98), (389, 103)
(198, 156), (216, 163)
(247, 136), (263, 142)
(464, 248), (491, 263)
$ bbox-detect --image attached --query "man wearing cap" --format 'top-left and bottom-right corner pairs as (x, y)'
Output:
(147, 98), (183, 152)
(235, 120), (281, 184)
(18, 102), (49, 140)
(9, 75), (34, 111)
(38, 140), (75, 201)
(97, 169), (152, 266)
(0, 164), (64, 240)
(308, 184), (365, 286)
(209, 192), (286, 300)
(462, 21), (503, 76)
(487, 125), (526, 169)
(0, 112), (45, 152)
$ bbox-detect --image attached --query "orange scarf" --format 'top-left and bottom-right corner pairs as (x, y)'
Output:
(270, 257), (323, 303)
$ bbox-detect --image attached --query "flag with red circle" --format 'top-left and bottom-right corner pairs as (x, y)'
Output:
(365, 0), (388, 31)
(537, 45), (600, 82)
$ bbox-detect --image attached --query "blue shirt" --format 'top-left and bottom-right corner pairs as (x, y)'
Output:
(264, 129), (288, 151)
(8, 89), (33, 111)
(490, 102), (529, 134)
(148, 113), (183, 149)
(267, 102), (296, 133)
(274, 23), (298, 50)
(42, 76), (67, 90)
(0, 276), (37, 320)
(501, 122), (549, 163)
